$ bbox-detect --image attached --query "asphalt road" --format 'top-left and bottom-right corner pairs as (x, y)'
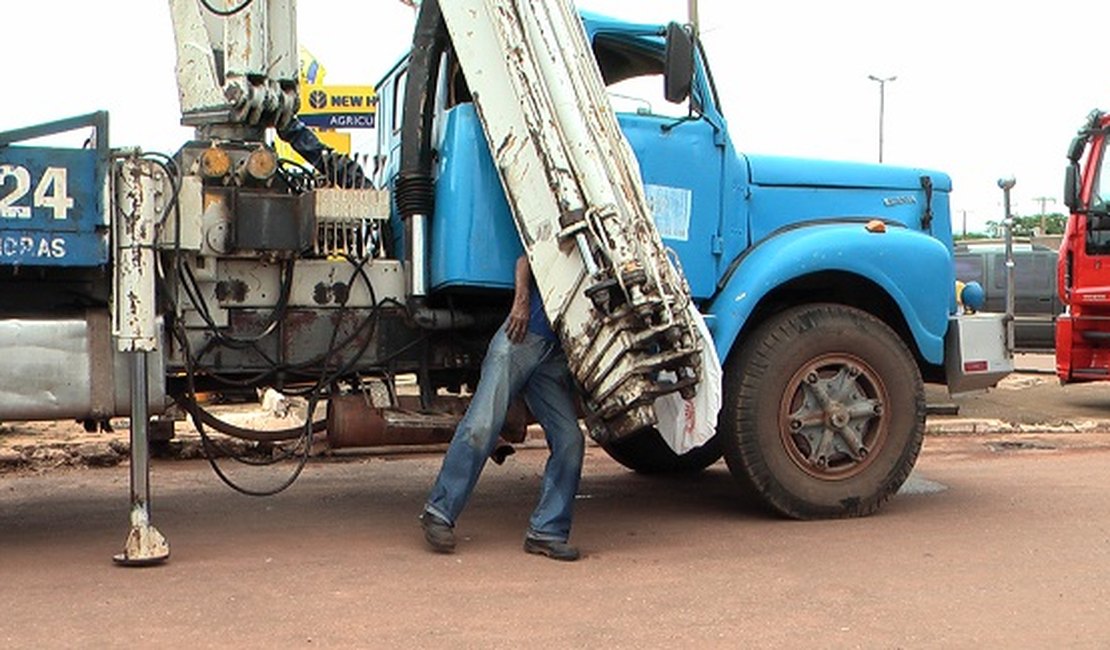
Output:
(4, 432), (1110, 648)
(927, 353), (1110, 429)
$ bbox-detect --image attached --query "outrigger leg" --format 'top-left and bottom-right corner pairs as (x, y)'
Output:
(114, 352), (170, 566)
(113, 352), (169, 563)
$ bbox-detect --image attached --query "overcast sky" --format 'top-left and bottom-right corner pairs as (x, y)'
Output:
(3, 0), (1105, 232)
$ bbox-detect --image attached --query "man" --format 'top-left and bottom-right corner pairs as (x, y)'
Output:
(420, 255), (585, 561)
(278, 117), (365, 188)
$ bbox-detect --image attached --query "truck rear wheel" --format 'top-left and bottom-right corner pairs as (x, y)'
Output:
(601, 428), (722, 474)
(720, 304), (924, 519)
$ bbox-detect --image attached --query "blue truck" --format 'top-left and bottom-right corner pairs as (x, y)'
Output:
(0, 5), (1010, 564)
(373, 9), (1010, 519)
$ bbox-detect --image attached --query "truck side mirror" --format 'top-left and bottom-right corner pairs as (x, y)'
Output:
(1063, 163), (1080, 211)
(1067, 135), (1086, 163)
(663, 22), (694, 104)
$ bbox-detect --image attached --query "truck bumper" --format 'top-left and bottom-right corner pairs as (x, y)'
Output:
(944, 313), (1013, 394)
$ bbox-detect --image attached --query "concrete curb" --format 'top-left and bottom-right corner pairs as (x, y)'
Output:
(926, 417), (1110, 436)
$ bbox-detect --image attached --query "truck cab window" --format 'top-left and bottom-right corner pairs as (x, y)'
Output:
(1092, 152), (1109, 213)
(593, 34), (687, 118)
(392, 69), (407, 134)
(1084, 151), (1110, 254)
(446, 55), (472, 107)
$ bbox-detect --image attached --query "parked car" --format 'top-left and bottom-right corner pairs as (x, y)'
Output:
(954, 241), (1060, 350)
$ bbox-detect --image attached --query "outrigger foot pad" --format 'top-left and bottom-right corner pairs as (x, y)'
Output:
(113, 524), (170, 567)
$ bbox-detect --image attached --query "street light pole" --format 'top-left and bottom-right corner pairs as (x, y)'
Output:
(868, 74), (897, 163)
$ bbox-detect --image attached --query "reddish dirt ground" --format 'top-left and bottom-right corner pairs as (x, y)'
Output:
(4, 432), (1110, 648)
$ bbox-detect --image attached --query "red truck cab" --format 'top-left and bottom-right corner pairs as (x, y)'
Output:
(1057, 109), (1110, 382)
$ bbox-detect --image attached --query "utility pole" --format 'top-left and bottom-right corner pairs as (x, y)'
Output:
(868, 75), (896, 163)
(1032, 196), (1057, 234)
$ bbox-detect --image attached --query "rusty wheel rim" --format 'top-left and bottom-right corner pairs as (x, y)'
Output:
(778, 353), (889, 481)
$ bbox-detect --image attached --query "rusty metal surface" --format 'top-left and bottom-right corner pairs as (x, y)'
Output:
(327, 395), (457, 448)
(113, 157), (161, 353)
(326, 394), (532, 449)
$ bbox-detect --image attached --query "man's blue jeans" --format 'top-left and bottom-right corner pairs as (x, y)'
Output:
(424, 322), (584, 542)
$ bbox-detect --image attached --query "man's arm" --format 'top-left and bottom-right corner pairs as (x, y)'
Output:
(506, 255), (531, 343)
(277, 118), (365, 188)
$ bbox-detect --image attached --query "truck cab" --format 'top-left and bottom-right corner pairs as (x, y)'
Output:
(373, 9), (1010, 519)
(1057, 109), (1110, 382)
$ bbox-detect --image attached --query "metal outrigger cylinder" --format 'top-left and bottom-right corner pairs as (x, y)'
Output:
(113, 351), (169, 566)
(112, 157), (170, 566)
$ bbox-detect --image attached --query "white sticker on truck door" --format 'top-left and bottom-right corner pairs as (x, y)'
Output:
(644, 184), (692, 242)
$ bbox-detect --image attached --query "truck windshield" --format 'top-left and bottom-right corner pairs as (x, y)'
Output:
(594, 33), (687, 119)
(1092, 145), (1110, 214)
(1086, 143), (1110, 255)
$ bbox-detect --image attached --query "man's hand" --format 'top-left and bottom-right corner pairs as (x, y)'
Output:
(507, 295), (529, 343)
(507, 255), (532, 343)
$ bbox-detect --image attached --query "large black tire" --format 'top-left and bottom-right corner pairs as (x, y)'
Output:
(601, 428), (722, 474)
(720, 304), (925, 519)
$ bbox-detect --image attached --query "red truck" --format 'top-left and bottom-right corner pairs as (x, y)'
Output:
(1057, 109), (1110, 382)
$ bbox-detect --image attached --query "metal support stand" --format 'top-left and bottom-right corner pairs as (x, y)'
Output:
(112, 156), (170, 566)
(998, 176), (1017, 352)
(113, 352), (170, 566)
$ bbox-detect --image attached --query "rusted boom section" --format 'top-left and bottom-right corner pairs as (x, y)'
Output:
(438, 0), (704, 441)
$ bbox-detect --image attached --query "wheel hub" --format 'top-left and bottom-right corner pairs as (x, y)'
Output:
(779, 354), (888, 480)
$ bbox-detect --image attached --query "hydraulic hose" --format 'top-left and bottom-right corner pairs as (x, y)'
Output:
(395, 0), (447, 221)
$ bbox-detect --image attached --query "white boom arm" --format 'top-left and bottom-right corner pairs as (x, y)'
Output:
(438, 0), (707, 440)
(167, 0), (300, 131)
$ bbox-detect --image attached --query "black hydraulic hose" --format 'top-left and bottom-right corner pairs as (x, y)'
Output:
(174, 319), (315, 496)
(395, 0), (447, 222)
(174, 394), (326, 443)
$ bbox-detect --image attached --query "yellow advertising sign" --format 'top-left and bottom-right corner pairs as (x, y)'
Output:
(300, 85), (375, 114)
(299, 85), (377, 128)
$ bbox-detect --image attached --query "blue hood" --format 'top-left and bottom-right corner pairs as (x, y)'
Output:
(746, 154), (952, 192)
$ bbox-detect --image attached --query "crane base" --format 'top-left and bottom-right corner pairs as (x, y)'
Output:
(113, 524), (170, 567)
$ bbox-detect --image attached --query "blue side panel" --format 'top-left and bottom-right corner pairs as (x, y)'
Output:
(429, 104), (521, 291)
(0, 146), (106, 267)
(706, 223), (954, 365)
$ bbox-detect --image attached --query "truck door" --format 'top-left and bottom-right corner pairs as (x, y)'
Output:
(593, 33), (724, 300)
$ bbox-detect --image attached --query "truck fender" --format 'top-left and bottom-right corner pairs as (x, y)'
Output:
(705, 222), (952, 365)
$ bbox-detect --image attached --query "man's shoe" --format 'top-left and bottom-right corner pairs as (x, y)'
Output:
(523, 537), (580, 562)
(420, 512), (456, 553)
